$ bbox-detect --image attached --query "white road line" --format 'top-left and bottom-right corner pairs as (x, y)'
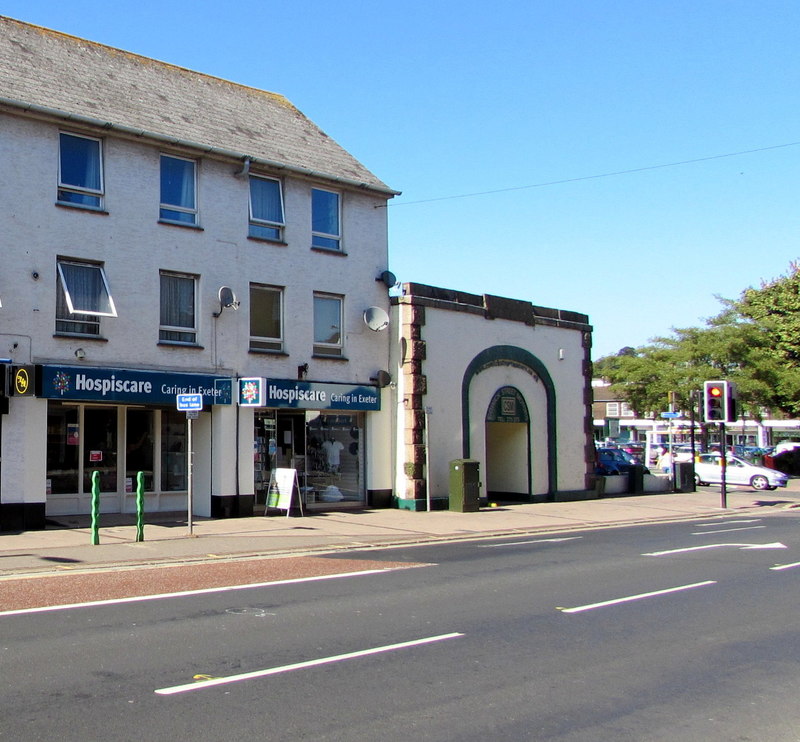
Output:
(770, 562), (800, 571)
(0, 568), (410, 618)
(690, 526), (766, 535)
(558, 581), (717, 614)
(643, 542), (787, 557)
(478, 537), (583, 548)
(155, 632), (465, 695)
(695, 520), (762, 526)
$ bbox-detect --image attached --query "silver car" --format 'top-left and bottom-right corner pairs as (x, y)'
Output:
(694, 454), (788, 491)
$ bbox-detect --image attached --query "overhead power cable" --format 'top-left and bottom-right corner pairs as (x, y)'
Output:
(386, 140), (800, 207)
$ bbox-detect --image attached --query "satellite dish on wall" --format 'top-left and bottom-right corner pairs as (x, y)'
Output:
(376, 270), (397, 288)
(373, 370), (392, 387)
(363, 306), (390, 332)
(214, 286), (240, 316)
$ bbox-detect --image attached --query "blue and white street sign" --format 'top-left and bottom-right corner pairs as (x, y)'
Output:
(660, 411), (680, 419)
(176, 393), (203, 411)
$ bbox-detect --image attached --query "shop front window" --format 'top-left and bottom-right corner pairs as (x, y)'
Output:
(305, 413), (363, 505)
(126, 409), (154, 491)
(161, 409), (187, 491)
(47, 403), (80, 494)
(82, 407), (118, 493)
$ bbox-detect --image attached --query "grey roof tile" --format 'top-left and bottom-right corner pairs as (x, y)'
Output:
(0, 16), (397, 195)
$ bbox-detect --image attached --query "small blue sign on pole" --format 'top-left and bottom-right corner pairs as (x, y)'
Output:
(176, 393), (203, 411)
(660, 411), (680, 419)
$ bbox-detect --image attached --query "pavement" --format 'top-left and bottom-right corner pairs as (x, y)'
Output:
(2, 484), (800, 578)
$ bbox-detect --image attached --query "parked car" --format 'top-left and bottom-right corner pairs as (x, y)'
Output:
(596, 447), (649, 475)
(694, 453), (788, 491)
(774, 441), (800, 455)
(620, 443), (645, 462)
(672, 445), (695, 463)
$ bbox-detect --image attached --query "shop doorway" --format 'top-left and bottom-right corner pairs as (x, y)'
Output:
(485, 386), (531, 501)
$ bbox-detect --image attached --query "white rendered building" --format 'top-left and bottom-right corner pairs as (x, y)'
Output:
(0, 17), (398, 529)
(392, 284), (594, 509)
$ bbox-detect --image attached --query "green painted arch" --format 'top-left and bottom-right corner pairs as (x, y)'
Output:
(461, 345), (558, 497)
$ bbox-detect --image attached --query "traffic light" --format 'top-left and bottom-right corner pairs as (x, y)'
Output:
(703, 380), (737, 423)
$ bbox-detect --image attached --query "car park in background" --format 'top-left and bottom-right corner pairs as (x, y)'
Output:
(694, 453), (788, 491)
(596, 447), (649, 476)
(672, 445), (695, 462)
(619, 443), (646, 463)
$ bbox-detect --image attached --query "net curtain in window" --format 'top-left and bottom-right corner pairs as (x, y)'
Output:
(60, 133), (101, 192)
(250, 178), (283, 224)
(161, 274), (195, 329)
(161, 156), (195, 210)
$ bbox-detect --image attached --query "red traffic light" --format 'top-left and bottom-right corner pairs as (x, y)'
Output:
(703, 380), (736, 423)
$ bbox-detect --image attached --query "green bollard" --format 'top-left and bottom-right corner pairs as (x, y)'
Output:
(91, 470), (100, 545)
(136, 471), (145, 542)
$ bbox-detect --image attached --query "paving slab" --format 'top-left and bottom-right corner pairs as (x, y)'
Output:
(1, 485), (799, 578)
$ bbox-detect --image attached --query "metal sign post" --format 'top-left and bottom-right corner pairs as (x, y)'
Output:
(720, 421), (727, 509)
(176, 394), (203, 536)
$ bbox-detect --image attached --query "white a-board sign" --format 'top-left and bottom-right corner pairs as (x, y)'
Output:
(266, 468), (303, 517)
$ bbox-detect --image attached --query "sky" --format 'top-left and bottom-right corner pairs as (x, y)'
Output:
(4, 1), (799, 358)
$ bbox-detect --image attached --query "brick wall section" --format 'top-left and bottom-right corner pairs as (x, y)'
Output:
(400, 303), (429, 499)
(582, 332), (596, 489)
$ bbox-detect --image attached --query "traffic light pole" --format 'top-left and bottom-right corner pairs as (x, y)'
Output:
(720, 421), (727, 509)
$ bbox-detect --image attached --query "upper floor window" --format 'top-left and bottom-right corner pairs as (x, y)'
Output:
(249, 176), (285, 241)
(313, 292), (343, 356)
(160, 155), (197, 225)
(159, 271), (197, 344)
(58, 133), (103, 208)
(56, 259), (117, 336)
(311, 188), (341, 250)
(249, 284), (284, 352)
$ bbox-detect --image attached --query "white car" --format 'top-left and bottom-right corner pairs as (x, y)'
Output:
(694, 454), (788, 491)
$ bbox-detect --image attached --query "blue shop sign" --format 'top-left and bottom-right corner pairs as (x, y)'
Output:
(264, 378), (380, 411)
(42, 366), (232, 405)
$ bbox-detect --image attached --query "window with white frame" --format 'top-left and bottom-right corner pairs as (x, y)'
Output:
(159, 271), (197, 344)
(58, 132), (103, 208)
(605, 402), (620, 417)
(249, 283), (284, 351)
(313, 292), (343, 356)
(160, 155), (197, 225)
(311, 188), (341, 250)
(249, 176), (285, 241)
(56, 259), (117, 335)
(620, 402), (635, 417)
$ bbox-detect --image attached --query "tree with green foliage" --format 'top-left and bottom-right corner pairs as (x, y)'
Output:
(594, 262), (800, 419)
(736, 262), (800, 416)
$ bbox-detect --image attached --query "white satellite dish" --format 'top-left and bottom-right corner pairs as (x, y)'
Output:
(218, 286), (238, 308)
(214, 286), (239, 316)
(363, 306), (390, 332)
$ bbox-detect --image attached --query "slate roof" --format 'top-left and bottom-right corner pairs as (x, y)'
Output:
(0, 16), (397, 195)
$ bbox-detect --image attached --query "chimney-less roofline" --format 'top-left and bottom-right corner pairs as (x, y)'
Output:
(0, 96), (401, 198)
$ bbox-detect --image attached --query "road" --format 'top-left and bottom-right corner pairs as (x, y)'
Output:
(3, 512), (800, 740)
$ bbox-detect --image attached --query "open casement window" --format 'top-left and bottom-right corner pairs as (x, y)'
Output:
(249, 176), (285, 241)
(159, 272), (197, 344)
(56, 260), (117, 335)
(160, 155), (197, 225)
(311, 188), (341, 250)
(313, 292), (343, 356)
(249, 284), (284, 351)
(58, 132), (103, 208)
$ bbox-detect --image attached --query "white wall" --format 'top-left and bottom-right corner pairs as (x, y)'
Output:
(0, 113), (392, 385)
(393, 297), (589, 502)
(0, 112), (393, 515)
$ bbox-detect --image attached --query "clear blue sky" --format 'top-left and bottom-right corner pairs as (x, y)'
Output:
(5, 1), (799, 358)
